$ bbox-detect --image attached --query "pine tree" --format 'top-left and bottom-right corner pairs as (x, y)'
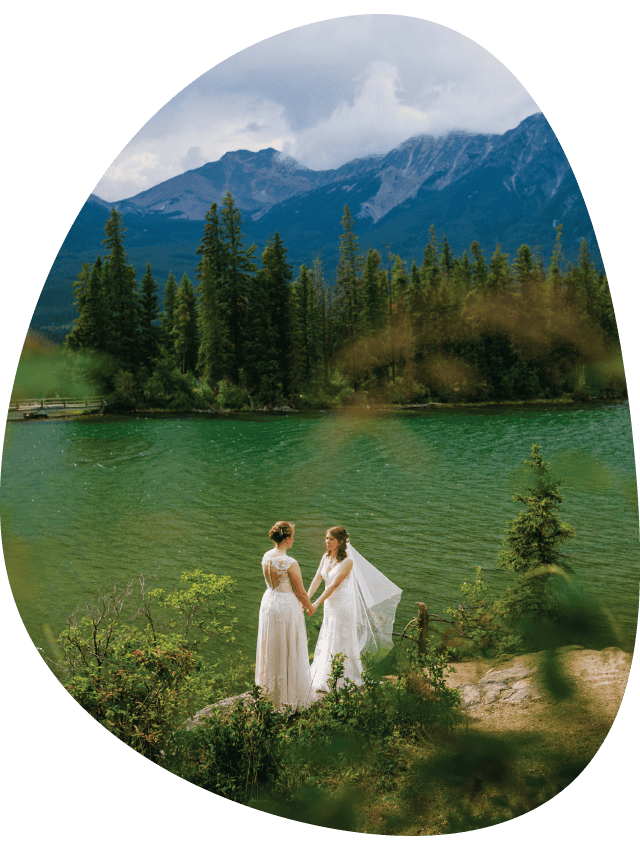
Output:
(67, 257), (108, 353)
(102, 209), (139, 369)
(391, 255), (409, 314)
(470, 241), (489, 291)
(420, 225), (439, 284)
(270, 233), (293, 395)
(459, 251), (472, 286)
(196, 203), (229, 385)
(66, 262), (92, 350)
(87, 257), (108, 351)
(572, 239), (598, 322)
(219, 192), (256, 383)
(498, 444), (575, 622)
(488, 244), (513, 293)
(310, 257), (332, 385)
(406, 260), (423, 314)
(173, 274), (199, 375)
(197, 255), (228, 386)
(244, 235), (291, 403)
(513, 244), (534, 286)
(547, 225), (564, 296)
(292, 264), (321, 388)
(439, 235), (453, 282)
(335, 205), (364, 347)
(595, 272), (618, 341)
(162, 273), (178, 357)
(139, 262), (161, 374)
(361, 249), (386, 335)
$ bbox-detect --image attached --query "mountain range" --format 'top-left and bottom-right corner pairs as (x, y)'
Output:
(35, 112), (602, 338)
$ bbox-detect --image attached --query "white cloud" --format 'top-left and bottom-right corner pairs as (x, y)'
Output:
(282, 60), (536, 170)
(282, 62), (430, 168)
(93, 151), (171, 200)
(180, 146), (207, 172)
(94, 93), (296, 201)
(92, 16), (539, 200)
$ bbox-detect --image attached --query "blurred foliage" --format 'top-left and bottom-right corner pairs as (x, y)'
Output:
(11, 331), (114, 400)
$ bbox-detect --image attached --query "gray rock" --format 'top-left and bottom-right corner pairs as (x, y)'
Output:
(481, 684), (510, 704)
(478, 664), (533, 685)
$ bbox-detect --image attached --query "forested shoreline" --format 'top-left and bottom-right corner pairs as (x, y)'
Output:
(62, 192), (623, 412)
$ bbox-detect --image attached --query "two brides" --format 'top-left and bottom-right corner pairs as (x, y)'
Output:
(255, 521), (402, 711)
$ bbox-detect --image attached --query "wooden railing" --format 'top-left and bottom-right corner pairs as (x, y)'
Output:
(9, 396), (105, 412)
(394, 602), (486, 656)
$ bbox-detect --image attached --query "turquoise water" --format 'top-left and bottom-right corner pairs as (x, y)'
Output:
(2, 403), (638, 658)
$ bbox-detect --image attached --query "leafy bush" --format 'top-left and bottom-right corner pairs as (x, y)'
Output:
(50, 570), (246, 759)
(168, 685), (284, 801)
(215, 379), (249, 410)
(140, 355), (196, 409)
(66, 629), (198, 759)
(167, 649), (463, 809)
(104, 368), (139, 412)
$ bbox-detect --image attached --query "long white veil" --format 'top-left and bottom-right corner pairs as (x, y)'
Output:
(347, 541), (402, 661)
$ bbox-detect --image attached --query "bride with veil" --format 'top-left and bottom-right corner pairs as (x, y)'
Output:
(308, 526), (402, 691)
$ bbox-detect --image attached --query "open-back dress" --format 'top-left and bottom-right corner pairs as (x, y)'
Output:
(255, 549), (314, 710)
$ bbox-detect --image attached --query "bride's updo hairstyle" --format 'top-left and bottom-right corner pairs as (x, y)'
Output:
(327, 526), (349, 562)
(269, 521), (295, 545)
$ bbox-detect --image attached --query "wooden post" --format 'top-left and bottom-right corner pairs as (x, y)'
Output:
(417, 602), (429, 657)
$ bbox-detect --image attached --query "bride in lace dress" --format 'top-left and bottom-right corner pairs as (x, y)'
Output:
(255, 521), (316, 710)
(308, 526), (402, 692)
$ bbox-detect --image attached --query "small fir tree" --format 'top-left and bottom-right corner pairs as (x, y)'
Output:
(498, 444), (575, 622)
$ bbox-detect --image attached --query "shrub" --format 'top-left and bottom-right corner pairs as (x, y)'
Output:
(215, 380), (249, 410)
(50, 570), (242, 759)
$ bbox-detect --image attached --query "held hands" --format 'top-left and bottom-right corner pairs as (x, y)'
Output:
(306, 603), (317, 616)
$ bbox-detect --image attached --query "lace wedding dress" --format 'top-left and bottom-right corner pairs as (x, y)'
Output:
(310, 543), (403, 692)
(310, 553), (363, 690)
(255, 549), (315, 710)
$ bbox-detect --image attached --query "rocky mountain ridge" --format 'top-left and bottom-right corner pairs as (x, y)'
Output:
(34, 112), (602, 338)
(108, 112), (566, 227)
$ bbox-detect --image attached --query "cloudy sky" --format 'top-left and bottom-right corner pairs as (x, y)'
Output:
(94, 14), (539, 202)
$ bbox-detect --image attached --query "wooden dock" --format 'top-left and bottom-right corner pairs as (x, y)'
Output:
(8, 396), (106, 418)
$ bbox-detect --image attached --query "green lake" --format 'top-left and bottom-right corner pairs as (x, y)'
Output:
(2, 403), (638, 661)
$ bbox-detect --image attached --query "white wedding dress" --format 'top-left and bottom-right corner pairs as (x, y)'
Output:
(310, 543), (403, 692)
(255, 549), (315, 710)
(310, 554), (363, 690)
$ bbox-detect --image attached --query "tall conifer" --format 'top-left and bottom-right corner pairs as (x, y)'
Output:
(292, 263), (321, 388)
(196, 203), (229, 385)
(162, 273), (178, 355)
(244, 234), (291, 402)
(219, 192), (256, 383)
(66, 262), (92, 351)
(336, 205), (364, 347)
(102, 208), (139, 369)
(173, 274), (199, 375)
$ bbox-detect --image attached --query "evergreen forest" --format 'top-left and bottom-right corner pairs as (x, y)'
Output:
(63, 192), (623, 411)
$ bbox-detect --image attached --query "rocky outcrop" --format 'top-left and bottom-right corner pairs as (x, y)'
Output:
(446, 645), (632, 727)
(185, 646), (632, 733)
